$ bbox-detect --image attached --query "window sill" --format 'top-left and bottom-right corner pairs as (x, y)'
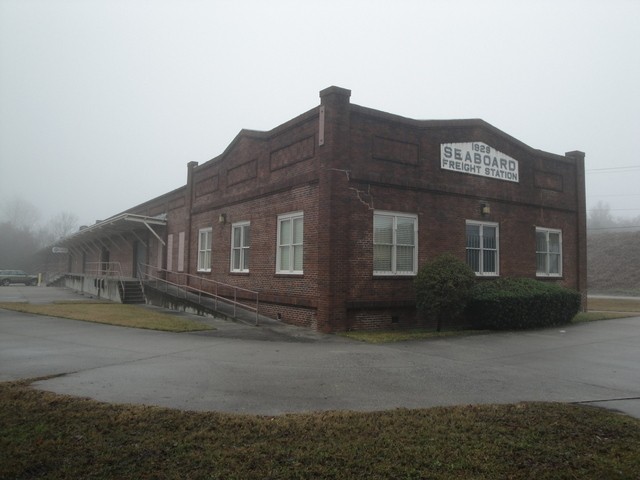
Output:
(373, 274), (416, 279)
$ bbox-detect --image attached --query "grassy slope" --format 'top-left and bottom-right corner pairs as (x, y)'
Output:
(2, 379), (640, 480)
(588, 231), (640, 294)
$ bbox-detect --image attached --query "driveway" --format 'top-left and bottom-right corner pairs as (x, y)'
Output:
(1, 286), (640, 418)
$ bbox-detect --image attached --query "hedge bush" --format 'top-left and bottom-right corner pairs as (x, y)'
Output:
(414, 254), (476, 331)
(466, 278), (581, 330)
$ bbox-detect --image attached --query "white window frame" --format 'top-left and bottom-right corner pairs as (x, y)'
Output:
(197, 227), (212, 272)
(373, 211), (418, 276)
(536, 227), (562, 277)
(466, 220), (499, 276)
(276, 212), (304, 274)
(230, 221), (250, 273)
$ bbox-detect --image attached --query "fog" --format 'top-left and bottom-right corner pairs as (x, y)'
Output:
(1, 0), (639, 229)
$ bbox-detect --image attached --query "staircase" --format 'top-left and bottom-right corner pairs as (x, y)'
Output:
(119, 280), (145, 304)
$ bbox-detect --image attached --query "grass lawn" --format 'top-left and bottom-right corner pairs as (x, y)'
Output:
(588, 296), (640, 313)
(0, 302), (214, 332)
(340, 328), (488, 344)
(1, 379), (639, 479)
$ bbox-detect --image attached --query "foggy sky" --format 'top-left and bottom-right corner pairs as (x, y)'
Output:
(1, 0), (639, 228)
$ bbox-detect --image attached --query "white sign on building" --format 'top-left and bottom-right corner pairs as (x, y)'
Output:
(440, 142), (519, 183)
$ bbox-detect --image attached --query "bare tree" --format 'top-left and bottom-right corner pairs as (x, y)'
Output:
(0, 221), (40, 269)
(46, 212), (79, 241)
(0, 198), (41, 233)
(588, 201), (616, 231)
(0, 203), (79, 270)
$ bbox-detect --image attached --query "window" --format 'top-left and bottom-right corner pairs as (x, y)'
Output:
(166, 234), (174, 271)
(156, 238), (163, 270)
(277, 212), (303, 274)
(231, 222), (250, 272)
(177, 231), (185, 272)
(197, 228), (212, 272)
(373, 211), (418, 275)
(466, 221), (499, 276)
(536, 228), (562, 276)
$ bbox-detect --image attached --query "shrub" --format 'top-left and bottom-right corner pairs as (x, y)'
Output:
(467, 278), (581, 330)
(414, 254), (476, 331)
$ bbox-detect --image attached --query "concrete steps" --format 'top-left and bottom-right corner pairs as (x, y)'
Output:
(120, 280), (145, 304)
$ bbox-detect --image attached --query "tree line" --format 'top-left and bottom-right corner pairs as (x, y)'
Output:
(0, 198), (78, 271)
(587, 201), (640, 232)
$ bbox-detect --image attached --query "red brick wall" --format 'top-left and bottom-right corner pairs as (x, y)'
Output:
(77, 88), (585, 333)
(319, 103), (586, 331)
(181, 108), (323, 328)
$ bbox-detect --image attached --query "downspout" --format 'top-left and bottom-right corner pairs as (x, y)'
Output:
(185, 161), (198, 278)
(566, 150), (587, 311)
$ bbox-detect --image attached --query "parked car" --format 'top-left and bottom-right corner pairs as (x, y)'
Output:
(0, 270), (39, 286)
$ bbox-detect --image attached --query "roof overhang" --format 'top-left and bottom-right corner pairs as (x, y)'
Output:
(56, 213), (167, 251)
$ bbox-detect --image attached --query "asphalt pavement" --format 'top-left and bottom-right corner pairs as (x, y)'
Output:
(1, 285), (640, 418)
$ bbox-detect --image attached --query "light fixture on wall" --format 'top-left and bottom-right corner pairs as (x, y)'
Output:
(481, 203), (491, 216)
(218, 213), (227, 224)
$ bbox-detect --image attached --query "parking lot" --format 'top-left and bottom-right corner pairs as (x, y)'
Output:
(1, 286), (640, 418)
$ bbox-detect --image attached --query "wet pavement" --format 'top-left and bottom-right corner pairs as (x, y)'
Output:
(1, 285), (640, 418)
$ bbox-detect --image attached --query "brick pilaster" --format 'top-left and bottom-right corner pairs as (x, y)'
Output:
(316, 87), (352, 332)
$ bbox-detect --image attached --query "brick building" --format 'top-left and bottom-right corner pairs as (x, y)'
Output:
(51, 86), (587, 332)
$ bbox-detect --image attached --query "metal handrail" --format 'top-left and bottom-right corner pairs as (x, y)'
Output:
(138, 263), (260, 325)
(85, 261), (127, 299)
(85, 261), (128, 277)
